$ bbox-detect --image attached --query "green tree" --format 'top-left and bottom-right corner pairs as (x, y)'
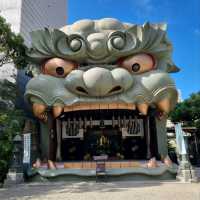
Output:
(0, 80), (25, 184)
(0, 16), (26, 184)
(0, 16), (27, 68)
(170, 91), (200, 130)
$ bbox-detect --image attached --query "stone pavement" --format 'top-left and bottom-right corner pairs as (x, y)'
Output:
(0, 181), (200, 200)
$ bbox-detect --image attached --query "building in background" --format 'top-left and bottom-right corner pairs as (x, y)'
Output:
(0, 0), (67, 81)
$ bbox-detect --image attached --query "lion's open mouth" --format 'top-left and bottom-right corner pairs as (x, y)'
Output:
(30, 84), (177, 122)
(32, 102), (136, 121)
(32, 101), (159, 122)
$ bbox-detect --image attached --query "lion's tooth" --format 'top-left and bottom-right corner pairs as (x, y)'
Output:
(47, 160), (57, 169)
(132, 104), (136, 110)
(163, 155), (173, 167)
(147, 157), (159, 168)
(32, 103), (46, 118)
(137, 103), (149, 115)
(157, 98), (171, 113)
(52, 106), (63, 118)
(32, 158), (41, 168)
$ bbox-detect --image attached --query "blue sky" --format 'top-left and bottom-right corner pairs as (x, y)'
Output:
(67, 0), (200, 100)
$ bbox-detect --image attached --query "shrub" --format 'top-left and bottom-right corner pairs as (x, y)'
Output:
(0, 109), (25, 184)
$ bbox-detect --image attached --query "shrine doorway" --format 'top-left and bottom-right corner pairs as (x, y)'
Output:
(59, 109), (158, 161)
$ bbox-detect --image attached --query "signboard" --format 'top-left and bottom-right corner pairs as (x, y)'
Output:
(23, 133), (31, 164)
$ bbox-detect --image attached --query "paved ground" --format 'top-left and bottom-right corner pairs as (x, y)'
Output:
(0, 181), (200, 200)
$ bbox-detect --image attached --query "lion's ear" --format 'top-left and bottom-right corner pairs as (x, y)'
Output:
(167, 65), (180, 73)
(151, 23), (167, 31)
(157, 23), (167, 31)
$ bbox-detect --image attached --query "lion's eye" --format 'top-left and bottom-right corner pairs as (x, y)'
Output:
(42, 58), (77, 78)
(56, 66), (65, 75)
(119, 53), (155, 74)
(131, 63), (141, 72)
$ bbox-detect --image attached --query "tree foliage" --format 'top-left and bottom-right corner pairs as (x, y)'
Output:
(170, 91), (200, 130)
(0, 80), (25, 184)
(0, 16), (26, 184)
(0, 16), (28, 68)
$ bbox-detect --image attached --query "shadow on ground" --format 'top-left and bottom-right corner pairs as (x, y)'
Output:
(0, 180), (166, 199)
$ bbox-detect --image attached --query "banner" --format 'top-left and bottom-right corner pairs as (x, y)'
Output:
(175, 123), (187, 155)
(23, 133), (31, 164)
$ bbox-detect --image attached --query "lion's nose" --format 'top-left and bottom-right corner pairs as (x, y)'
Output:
(65, 67), (133, 97)
(83, 67), (118, 96)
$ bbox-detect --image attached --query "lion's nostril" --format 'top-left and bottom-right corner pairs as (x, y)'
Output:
(76, 86), (88, 94)
(108, 86), (122, 94)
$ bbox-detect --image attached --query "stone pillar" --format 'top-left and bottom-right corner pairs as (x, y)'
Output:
(39, 121), (49, 160)
(40, 112), (56, 161)
(48, 113), (56, 161)
(176, 154), (199, 182)
(175, 123), (199, 182)
(155, 116), (168, 158)
(144, 116), (151, 159)
(4, 135), (24, 186)
(56, 119), (62, 161)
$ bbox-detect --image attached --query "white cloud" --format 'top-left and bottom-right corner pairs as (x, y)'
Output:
(135, 0), (153, 10)
(133, 0), (154, 17)
(194, 28), (200, 36)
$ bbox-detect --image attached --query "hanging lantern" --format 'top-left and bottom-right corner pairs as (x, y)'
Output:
(100, 119), (105, 129)
(118, 116), (121, 128)
(84, 117), (87, 129)
(73, 117), (76, 136)
(90, 116), (93, 128)
(112, 115), (115, 128)
(67, 118), (70, 130)
(128, 115), (132, 132)
(79, 117), (83, 129)
(123, 115), (126, 128)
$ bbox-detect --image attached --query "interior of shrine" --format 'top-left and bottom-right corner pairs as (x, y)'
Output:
(57, 109), (159, 161)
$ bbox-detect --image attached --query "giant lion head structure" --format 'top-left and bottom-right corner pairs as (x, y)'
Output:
(25, 18), (179, 121)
